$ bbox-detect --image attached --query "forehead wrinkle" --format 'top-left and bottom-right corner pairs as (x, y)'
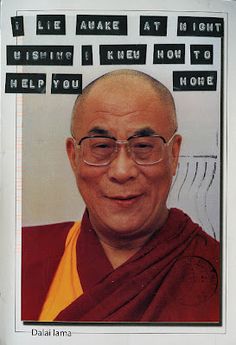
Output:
(92, 110), (141, 117)
(99, 110), (142, 118)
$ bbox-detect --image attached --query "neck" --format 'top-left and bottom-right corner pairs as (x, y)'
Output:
(99, 240), (141, 269)
(96, 228), (159, 269)
(88, 209), (169, 269)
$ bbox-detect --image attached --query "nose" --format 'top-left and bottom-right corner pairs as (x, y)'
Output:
(107, 146), (139, 184)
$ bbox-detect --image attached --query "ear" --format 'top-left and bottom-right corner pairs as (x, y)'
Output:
(170, 134), (182, 176)
(66, 137), (78, 173)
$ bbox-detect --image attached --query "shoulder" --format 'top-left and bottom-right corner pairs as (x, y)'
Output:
(170, 207), (219, 244)
(22, 221), (76, 321)
(22, 221), (76, 280)
(170, 208), (220, 266)
(22, 221), (75, 238)
(22, 221), (75, 258)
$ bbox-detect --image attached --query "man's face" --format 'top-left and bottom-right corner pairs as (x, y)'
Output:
(67, 77), (181, 243)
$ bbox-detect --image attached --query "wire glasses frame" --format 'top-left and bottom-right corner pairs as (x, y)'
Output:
(71, 130), (177, 166)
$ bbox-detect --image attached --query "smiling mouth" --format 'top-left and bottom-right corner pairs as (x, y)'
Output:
(106, 194), (143, 206)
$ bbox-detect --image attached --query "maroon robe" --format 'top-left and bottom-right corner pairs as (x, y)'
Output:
(22, 208), (220, 323)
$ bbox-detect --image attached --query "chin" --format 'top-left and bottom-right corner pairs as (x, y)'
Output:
(101, 218), (151, 239)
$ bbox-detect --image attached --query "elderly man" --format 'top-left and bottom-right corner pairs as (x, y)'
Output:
(22, 69), (220, 323)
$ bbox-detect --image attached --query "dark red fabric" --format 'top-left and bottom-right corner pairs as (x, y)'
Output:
(56, 208), (220, 323)
(76, 212), (114, 291)
(21, 221), (74, 321)
(22, 209), (220, 323)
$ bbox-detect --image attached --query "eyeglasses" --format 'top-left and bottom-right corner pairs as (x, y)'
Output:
(72, 131), (177, 166)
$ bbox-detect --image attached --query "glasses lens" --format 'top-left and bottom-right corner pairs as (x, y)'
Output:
(82, 137), (116, 165)
(130, 136), (164, 164)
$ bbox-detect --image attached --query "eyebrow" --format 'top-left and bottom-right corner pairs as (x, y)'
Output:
(87, 126), (157, 138)
(132, 127), (157, 137)
(88, 126), (112, 136)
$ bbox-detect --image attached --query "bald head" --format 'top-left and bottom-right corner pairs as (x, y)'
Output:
(71, 69), (177, 137)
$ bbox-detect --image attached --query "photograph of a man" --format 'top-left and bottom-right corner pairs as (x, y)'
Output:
(22, 69), (220, 323)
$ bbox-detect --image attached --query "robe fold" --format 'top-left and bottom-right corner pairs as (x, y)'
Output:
(22, 208), (220, 323)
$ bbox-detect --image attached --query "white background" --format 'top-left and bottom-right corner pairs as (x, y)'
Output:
(1, 0), (236, 344)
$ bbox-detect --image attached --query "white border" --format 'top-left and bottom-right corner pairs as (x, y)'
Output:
(1, 0), (236, 344)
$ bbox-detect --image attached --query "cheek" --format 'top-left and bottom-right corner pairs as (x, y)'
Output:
(74, 164), (105, 200)
(145, 164), (173, 199)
